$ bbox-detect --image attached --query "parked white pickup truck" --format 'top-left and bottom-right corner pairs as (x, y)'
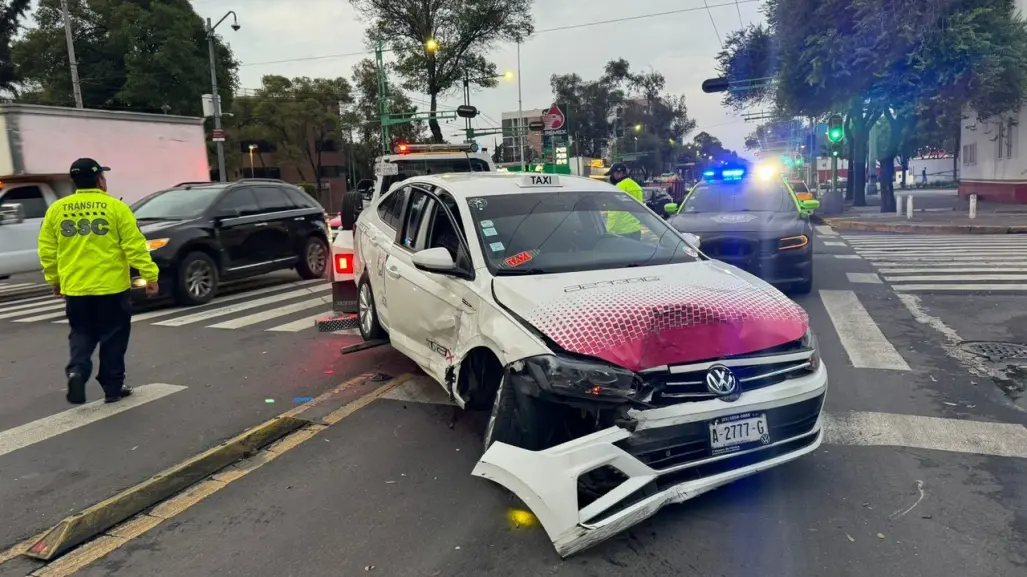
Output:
(316, 143), (496, 331)
(0, 104), (209, 278)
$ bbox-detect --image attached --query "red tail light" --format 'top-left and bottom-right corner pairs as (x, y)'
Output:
(334, 253), (353, 275)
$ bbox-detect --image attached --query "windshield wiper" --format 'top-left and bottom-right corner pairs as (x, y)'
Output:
(495, 268), (547, 276)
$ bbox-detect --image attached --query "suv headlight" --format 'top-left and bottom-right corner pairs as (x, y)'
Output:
(510, 354), (640, 401)
(801, 328), (820, 371)
(145, 238), (169, 251)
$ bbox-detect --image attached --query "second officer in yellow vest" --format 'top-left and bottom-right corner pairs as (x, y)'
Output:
(37, 158), (160, 405)
(604, 163), (644, 239)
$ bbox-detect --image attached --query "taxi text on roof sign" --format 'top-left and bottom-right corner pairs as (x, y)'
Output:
(519, 174), (561, 187)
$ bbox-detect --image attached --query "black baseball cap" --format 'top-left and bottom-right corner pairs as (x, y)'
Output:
(605, 162), (628, 176)
(69, 158), (111, 178)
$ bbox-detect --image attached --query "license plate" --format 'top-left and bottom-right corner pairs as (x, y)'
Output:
(708, 412), (769, 455)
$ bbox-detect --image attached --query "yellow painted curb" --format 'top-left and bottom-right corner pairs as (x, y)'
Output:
(824, 218), (1027, 235)
(22, 415), (308, 561)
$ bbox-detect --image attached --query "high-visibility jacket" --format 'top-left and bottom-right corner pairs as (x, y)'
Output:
(38, 188), (159, 296)
(606, 177), (644, 235)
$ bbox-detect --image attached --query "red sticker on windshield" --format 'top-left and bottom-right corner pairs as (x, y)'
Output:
(504, 251), (534, 267)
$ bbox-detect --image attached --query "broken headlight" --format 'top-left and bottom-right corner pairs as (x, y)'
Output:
(511, 354), (640, 401)
(801, 327), (820, 372)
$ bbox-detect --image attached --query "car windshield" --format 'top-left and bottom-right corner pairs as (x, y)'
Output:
(466, 190), (700, 276)
(132, 186), (224, 219)
(681, 180), (796, 213)
(789, 181), (810, 193)
(381, 157), (490, 193)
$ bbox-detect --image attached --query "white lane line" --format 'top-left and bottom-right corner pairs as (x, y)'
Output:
(856, 248), (1027, 254)
(815, 225), (838, 236)
(892, 284), (1027, 291)
(818, 290), (910, 371)
(825, 412), (1027, 459)
(0, 383), (187, 458)
(13, 310), (67, 323)
(883, 274), (1027, 282)
(207, 295), (331, 329)
(865, 257), (1027, 264)
(0, 298), (63, 315)
(833, 255), (863, 259)
(878, 267), (1027, 274)
(846, 272), (883, 284)
(0, 302), (64, 320)
(845, 238), (1027, 244)
(823, 241), (846, 247)
(266, 313), (325, 333)
(0, 294), (54, 307)
(154, 285), (331, 326)
(0, 283), (38, 293)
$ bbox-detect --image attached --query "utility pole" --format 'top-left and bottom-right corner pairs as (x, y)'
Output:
(375, 40), (390, 150)
(205, 12), (239, 182)
(60, 0), (83, 108)
(516, 41), (524, 171)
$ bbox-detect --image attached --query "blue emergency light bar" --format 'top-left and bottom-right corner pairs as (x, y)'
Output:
(702, 167), (746, 182)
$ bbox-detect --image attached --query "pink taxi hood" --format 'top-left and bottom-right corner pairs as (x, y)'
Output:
(492, 262), (808, 372)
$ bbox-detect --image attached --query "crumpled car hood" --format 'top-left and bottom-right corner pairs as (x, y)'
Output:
(492, 261), (808, 371)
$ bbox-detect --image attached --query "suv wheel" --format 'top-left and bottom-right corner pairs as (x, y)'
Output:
(357, 277), (386, 341)
(175, 252), (218, 305)
(297, 236), (328, 279)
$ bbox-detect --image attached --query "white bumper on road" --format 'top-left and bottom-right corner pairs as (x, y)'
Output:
(472, 362), (828, 557)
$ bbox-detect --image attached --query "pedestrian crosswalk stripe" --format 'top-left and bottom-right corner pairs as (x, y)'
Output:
(0, 383), (187, 458)
(153, 285), (331, 326)
(0, 282), (38, 294)
(846, 272), (882, 284)
(13, 310), (66, 323)
(818, 289), (910, 370)
(815, 225), (837, 236)
(0, 301), (63, 320)
(207, 294), (331, 329)
(840, 233), (1027, 293)
(265, 312), (329, 333)
(0, 298), (62, 314)
(127, 279), (325, 323)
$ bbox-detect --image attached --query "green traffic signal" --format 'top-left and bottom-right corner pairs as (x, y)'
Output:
(828, 127), (843, 142)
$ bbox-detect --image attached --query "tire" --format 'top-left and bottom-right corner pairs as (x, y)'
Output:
(483, 374), (554, 454)
(357, 277), (386, 341)
(297, 235), (328, 280)
(793, 264), (814, 295)
(175, 251), (218, 305)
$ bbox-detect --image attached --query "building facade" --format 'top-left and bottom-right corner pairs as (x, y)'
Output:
(499, 109), (544, 162)
(229, 138), (350, 213)
(958, 109), (1024, 203)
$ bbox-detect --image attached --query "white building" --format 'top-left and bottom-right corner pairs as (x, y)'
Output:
(500, 109), (544, 158)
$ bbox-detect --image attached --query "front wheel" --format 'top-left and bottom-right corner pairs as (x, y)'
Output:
(297, 236), (328, 280)
(357, 277), (386, 341)
(175, 252), (218, 305)
(792, 268), (813, 295)
(483, 374), (555, 454)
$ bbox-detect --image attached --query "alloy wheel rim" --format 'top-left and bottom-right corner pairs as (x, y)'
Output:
(307, 242), (326, 274)
(359, 284), (373, 334)
(185, 261), (214, 298)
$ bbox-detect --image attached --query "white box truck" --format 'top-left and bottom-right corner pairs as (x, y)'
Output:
(0, 104), (209, 278)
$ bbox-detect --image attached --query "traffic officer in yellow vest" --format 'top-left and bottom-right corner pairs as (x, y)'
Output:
(37, 158), (160, 404)
(605, 163), (644, 239)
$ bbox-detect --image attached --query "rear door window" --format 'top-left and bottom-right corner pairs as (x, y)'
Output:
(0, 186), (47, 219)
(282, 186), (320, 209)
(215, 188), (261, 216)
(253, 186), (295, 213)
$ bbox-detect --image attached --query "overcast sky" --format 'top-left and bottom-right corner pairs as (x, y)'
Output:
(191, 0), (764, 157)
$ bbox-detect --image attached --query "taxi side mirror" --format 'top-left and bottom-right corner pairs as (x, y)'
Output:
(800, 199), (820, 211)
(0, 203), (26, 225)
(682, 232), (701, 249)
(663, 202), (678, 216)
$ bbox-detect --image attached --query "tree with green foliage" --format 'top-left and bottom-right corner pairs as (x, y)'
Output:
(0, 0), (31, 97)
(244, 75), (354, 203)
(13, 0), (238, 116)
(349, 0), (533, 143)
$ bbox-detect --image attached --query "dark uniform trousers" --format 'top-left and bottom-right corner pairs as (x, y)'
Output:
(64, 290), (132, 396)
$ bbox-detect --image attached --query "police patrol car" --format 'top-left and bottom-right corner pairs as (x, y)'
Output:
(326, 170), (829, 557)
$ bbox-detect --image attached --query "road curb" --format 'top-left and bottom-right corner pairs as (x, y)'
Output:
(21, 415), (308, 561)
(824, 218), (1027, 235)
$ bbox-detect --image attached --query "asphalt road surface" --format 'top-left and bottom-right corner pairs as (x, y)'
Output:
(1, 228), (1025, 577)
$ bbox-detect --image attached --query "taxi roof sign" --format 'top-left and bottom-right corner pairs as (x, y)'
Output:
(519, 174), (561, 187)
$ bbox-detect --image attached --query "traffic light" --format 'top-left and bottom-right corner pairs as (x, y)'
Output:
(830, 140), (843, 157)
(827, 115), (843, 143)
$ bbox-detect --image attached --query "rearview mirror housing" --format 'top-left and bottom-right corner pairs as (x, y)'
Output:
(681, 232), (701, 249)
(663, 202), (678, 216)
(411, 247), (459, 274)
(0, 203), (25, 225)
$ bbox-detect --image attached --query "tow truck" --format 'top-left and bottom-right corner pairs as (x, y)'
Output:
(315, 143), (496, 333)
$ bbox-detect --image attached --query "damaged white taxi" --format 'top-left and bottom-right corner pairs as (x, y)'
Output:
(346, 172), (827, 557)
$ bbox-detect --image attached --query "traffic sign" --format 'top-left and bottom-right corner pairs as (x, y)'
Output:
(543, 104), (565, 131)
(528, 120), (545, 131)
(211, 128), (225, 142)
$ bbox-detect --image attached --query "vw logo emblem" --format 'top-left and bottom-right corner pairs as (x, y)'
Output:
(705, 365), (737, 395)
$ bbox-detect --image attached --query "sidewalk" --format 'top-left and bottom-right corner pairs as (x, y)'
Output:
(821, 190), (1027, 234)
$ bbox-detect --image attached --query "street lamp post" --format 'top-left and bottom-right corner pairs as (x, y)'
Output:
(516, 40), (524, 172)
(206, 12), (240, 182)
(248, 144), (256, 177)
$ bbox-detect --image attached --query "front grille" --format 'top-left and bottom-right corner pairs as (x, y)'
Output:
(614, 393), (824, 471)
(702, 238), (756, 258)
(643, 338), (813, 406)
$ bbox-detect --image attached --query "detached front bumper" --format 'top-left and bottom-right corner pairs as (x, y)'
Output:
(472, 361), (828, 557)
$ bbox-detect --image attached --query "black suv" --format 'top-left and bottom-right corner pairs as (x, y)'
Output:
(130, 179), (331, 305)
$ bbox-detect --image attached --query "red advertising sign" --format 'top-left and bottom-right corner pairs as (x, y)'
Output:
(543, 104), (565, 131)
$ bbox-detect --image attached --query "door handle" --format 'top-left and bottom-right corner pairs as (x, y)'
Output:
(254, 222), (268, 227)
(385, 265), (401, 279)
(293, 217), (305, 221)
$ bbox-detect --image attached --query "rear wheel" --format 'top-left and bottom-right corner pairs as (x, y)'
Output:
(175, 252), (218, 305)
(357, 277), (386, 341)
(297, 236), (328, 279)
